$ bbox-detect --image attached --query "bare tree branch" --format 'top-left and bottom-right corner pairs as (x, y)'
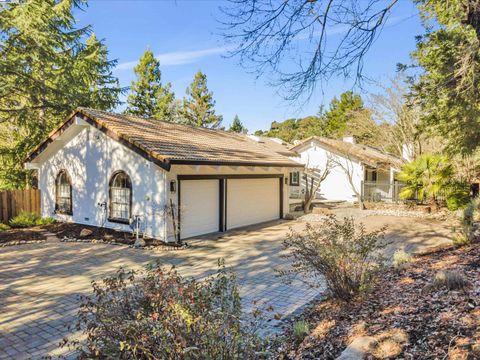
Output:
(303, 155), (335, 213)
(221, 0), (399, 100)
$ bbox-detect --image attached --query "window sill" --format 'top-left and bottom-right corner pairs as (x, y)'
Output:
(108, 218), (129, 225)
(55, 211), (73, 216)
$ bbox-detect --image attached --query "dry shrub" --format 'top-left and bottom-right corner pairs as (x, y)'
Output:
(432, 270), (470, 291)
(63, 261), (269, 359)
(280, 215), (388, 302)
(392, 249), (412, 269)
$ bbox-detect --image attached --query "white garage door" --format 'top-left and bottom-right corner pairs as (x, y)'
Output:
(180, 180), (219, 239)
(227, 178), (280, 230)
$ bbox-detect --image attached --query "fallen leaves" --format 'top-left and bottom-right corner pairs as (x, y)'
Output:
(280, 242), (480, 359)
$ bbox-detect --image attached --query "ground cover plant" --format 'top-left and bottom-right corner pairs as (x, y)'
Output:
(9, 211), (54, 228)
(64, 262), (270, 359)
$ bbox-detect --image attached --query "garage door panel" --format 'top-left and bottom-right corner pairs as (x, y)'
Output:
(180, 180), (219, 239)
(227, 178), (279, 230)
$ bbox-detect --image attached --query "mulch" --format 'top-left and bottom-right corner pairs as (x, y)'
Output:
(42, 222), (136, 245)
(0, 226), (47, 244)
(279, 243), (480, 359)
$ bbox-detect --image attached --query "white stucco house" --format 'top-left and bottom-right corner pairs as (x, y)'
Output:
(287, 136), (405, 207)
(24, 108), (302, 242)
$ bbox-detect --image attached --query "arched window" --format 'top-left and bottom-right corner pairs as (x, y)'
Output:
(55, 170), (72, 215)
(109, 171), (132, 223)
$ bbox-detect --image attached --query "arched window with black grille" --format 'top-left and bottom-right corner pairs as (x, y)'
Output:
(55, 170), (72, 215)
(109, 171), (132, 223)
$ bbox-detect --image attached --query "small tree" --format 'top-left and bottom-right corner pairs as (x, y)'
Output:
(280, 216), (387, 302)
(397, 154), (453, 206)
(181, 71), (223, 128)
(229, 115), (247, 133)
(303, 157), (334, 213)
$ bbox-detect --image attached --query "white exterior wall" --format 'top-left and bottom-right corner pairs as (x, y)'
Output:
(296, 144), (363, 202)
(37, 122), (168, 240)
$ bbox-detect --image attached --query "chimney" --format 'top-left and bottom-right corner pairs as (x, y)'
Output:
(342, 135), (355, 144)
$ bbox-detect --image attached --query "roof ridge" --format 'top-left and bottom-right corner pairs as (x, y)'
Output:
(78, 107), (242, 137)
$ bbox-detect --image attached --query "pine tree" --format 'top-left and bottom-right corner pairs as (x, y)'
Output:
(0, 0), (121, 189)
(229, 115), (247, 133)
(182, 71), (223, 128)
(320, 91), (364, 138)
(125, 49), (174, 120)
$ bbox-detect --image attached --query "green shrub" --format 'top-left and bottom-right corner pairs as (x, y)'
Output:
(280, 215), (388, 302)
(455, 197), (480, 246)
(445, 182), (470, 211)
(0, 223), (10, 232)
(292, 320), (309, 342)
(397, 154), (453, 205)
(9, 211), (55, 228)
(63, 262), (268, 359)
(392, 250), (412, 268)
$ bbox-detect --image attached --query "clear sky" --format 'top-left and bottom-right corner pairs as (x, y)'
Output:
(74, 0), (424, 133)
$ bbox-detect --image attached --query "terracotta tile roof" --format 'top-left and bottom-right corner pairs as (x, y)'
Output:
(290, 136), (405, 169)
(25, 108), (300, 170)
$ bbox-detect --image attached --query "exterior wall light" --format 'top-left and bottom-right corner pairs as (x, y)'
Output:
(170, 180), (176, 193)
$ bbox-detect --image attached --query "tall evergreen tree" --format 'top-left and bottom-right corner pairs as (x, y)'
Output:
(182, 71), (222, 128)
(412, 0), (480, 155)
(229, 115), (247, 133)
(125, 49), (174, 120)
(0, 0), (122, 189)
(319, 91), (364, 138)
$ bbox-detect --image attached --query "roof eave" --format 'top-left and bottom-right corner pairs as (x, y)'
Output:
(169, 159), (303, 168)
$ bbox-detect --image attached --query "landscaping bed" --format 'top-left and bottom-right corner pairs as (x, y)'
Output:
(279, 243), (480, 359)
(0, 226), (46, 246)
(42, 222), (185, 249)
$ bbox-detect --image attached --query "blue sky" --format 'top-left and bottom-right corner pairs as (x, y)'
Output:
(75, 0), (424, 133)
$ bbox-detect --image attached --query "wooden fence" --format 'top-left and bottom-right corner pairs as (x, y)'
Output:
(0, 189), (41, 224)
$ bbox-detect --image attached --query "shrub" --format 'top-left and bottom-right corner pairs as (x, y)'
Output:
(0, 223), (10, 231)
(397, 154), (453, 205)
(392, 250), (412, 269)
(280, 215), (388, 302)
(432, 270), (469, 291)
(64, 262), (268, 359)
(455, 197), (480, 246)
(445, 181), (470, 211)
(292, 320), (309, 342)
(9, 211), (55, 228)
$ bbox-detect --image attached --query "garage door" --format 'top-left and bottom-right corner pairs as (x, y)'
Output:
(227, 178), (280, 230)
(180, 180), (219, 239)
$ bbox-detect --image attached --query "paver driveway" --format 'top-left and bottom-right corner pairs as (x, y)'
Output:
(0, 220), (321, 359)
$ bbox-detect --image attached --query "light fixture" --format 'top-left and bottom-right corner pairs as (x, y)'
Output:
(170, 180), (176, 193)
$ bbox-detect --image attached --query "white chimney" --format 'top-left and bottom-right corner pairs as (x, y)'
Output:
(342, 135), (355, 144)
(402, 143), (413, 162)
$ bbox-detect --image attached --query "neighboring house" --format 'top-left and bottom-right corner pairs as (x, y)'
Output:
(24, 108), (302, 242)
(289, 136), (405, 206)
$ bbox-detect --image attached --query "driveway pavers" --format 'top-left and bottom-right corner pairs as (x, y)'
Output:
(0, 220), (321, 359)
(0, 213), (454, 359)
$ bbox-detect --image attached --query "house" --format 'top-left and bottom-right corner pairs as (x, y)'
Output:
(288, 136), (405, 206)
(24, 108), (302, 241)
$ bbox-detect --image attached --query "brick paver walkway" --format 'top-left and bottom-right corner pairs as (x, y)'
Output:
(0, 221), (321, 359)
